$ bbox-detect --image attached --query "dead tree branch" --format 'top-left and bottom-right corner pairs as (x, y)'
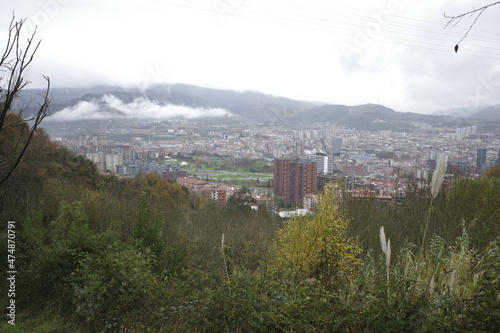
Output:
(443, 1), (500, 53)
(0, 14), (51, 186)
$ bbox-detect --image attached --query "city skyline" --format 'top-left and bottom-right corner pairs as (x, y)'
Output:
(54, 116), (500, 210)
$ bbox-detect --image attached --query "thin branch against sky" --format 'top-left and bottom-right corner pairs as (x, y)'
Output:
(444, 1), (500, 52)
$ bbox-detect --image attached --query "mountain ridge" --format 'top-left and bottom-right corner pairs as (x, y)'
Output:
(18, 83), (500, 131)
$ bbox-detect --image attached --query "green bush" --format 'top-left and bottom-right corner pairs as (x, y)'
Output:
(449, 237), (500, 331)
(19, 202), (106, 304)
(69, 241), (161, 332)
(131, 192), (187, 276)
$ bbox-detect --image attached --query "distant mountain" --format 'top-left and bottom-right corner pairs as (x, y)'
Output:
(26, 83), (318, 124)
(469, 105), (500, 120)
(292, 103), (461, 131)
(432, 105), (500, 121)
(17, 83), (498, 131)
(432, 107), (482, 118)
(144, 83), (316, 123)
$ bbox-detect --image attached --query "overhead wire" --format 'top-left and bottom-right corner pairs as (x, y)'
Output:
(250, 0), (500, 53)
(149, 0), (500, 59)
(251, 0), (500, 55)
(304, 0), (500, 37)
(154, 0), (500, 44)
(263, 0), (500, 46)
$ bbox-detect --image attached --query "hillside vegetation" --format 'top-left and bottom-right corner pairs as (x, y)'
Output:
(0, 115), (499, 332)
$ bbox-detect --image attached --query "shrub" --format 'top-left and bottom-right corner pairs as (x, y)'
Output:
(271, 185), (362, 289)
(20, 202), (105, 304)
(69, 241), (161, 332)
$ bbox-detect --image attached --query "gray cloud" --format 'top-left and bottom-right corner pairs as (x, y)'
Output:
(2, 0), (499, 115)
(46, 94), (233, 121)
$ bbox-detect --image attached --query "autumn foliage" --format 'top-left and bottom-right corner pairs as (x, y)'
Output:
(272, 185), (362, 288)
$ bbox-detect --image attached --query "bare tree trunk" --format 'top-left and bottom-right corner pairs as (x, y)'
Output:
(0, 15), (51, 186)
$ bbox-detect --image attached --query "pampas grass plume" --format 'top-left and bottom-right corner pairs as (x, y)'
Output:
(431, 154), (446, 199)
(380, 226), (387, 254)
(423, 154), (446, 249)
(380, 226), (391, 269)
(380, 226), (391, 299)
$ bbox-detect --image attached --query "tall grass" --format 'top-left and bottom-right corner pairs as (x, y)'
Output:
(387, 220), (489, 302)
(353, 220), (498, 332)
(379, 226), (391, 300)
(422, 154), (446, 249)
(221, 233), (230, 283)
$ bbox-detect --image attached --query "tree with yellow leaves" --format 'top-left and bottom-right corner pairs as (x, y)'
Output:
(271, 185), (361, 289)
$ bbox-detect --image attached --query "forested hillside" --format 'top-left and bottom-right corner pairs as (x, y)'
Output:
(0, 114), (499, 332)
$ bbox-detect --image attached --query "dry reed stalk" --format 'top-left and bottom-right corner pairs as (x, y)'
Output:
(380, 226), (391, 300)
(422, 154), (446, 249)
(221, 233), (230, 283)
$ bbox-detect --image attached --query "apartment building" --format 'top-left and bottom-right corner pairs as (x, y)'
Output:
(273, 158), (317, 204)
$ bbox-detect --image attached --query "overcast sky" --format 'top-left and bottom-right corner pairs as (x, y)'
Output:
(1, 0), (499, 114)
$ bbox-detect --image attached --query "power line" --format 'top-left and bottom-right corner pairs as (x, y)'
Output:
(253, 0), (500, 53)
(262, 0), (500, 45)
(149, 0), (500, 59)
(306, 0), (500, 36)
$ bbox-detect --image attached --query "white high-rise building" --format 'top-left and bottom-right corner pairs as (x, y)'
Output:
(310, 154), (334, 174)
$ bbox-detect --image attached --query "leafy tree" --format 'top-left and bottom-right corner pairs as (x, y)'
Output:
(129, 173), (188, 210)
(49, 201), (87, 240)
(69, 241), (161, 331)
(0, 122), (59, 221)
(20, 201), (106, 304)
(483, 164), (500, 178)
(225, 186), (257, 212)
(271, 185), (362, 289)
(132, 191), (165, 259)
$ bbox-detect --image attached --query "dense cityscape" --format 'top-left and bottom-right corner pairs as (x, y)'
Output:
(50, 120), (500, 210)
